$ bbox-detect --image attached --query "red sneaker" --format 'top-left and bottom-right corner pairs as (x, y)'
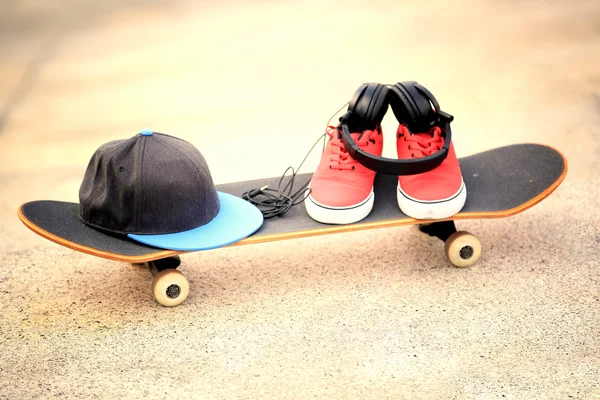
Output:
(396, 124), (466, 219)
(306, 125), (383, 224)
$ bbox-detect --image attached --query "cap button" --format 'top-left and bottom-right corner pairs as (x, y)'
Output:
(140, 129), (153, 136)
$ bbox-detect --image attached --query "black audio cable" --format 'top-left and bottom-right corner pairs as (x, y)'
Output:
(242, 102), (348, 218)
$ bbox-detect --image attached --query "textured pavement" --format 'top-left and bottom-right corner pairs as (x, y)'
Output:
(0, 1), (599, 399)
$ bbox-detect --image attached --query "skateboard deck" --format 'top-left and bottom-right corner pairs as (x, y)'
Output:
(18, 143), (567, 306)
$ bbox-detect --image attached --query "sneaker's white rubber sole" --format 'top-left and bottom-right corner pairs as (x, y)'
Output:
(305, 188), (374, 225)
(397, 181), (467, 220)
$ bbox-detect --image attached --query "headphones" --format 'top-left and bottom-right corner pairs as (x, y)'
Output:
(339, 81), (454, 175)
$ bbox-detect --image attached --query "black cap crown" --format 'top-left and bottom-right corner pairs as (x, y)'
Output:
(79, 131), (220, 235)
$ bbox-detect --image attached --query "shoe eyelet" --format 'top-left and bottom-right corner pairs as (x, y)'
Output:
(411, 153), (415, 158)
(352, 166), (356, 170)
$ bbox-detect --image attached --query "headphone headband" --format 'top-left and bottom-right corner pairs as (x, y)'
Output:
(341, 81), (454, 175)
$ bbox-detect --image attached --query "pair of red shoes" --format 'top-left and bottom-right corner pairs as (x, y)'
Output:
(305, 123), (466, 223)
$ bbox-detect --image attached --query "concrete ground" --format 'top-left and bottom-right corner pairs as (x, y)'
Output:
(1, 0), (599, 398)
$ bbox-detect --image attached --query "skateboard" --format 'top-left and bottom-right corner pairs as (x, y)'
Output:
(18, 143), (567, 306)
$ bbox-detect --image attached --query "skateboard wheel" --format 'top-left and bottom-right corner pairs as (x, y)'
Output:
(151, 269), (190, 307)
(444, 231), (481, 268)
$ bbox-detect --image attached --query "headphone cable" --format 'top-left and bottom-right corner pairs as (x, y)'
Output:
(242, 102), (349, 219)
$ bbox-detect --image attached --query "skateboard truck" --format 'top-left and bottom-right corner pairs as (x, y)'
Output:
(418, 220), (458, 242)
(339, 110), (453, 175)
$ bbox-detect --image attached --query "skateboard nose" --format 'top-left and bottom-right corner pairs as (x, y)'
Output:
(140, 129), (153, 136)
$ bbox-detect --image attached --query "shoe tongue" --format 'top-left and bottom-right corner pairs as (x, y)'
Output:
(414, 127), (442, 141)
(412, 129), (443, 156)
(413, 132), (433, 140)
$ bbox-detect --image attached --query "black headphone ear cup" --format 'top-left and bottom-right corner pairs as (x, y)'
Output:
(390, 83), (419, 127)
(347, 83), (389, 131)
(413, 83), (440, 115)
(348, 84), (369, 114)
(391, 82), (438, 132)
(402, 82), (436, 125)
(365, 84), (389, 125)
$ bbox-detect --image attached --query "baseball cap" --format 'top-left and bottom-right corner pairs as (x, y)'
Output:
(78, 129), (263, 251)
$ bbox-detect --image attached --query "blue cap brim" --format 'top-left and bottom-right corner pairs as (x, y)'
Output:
(127, 192), (263, 251)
